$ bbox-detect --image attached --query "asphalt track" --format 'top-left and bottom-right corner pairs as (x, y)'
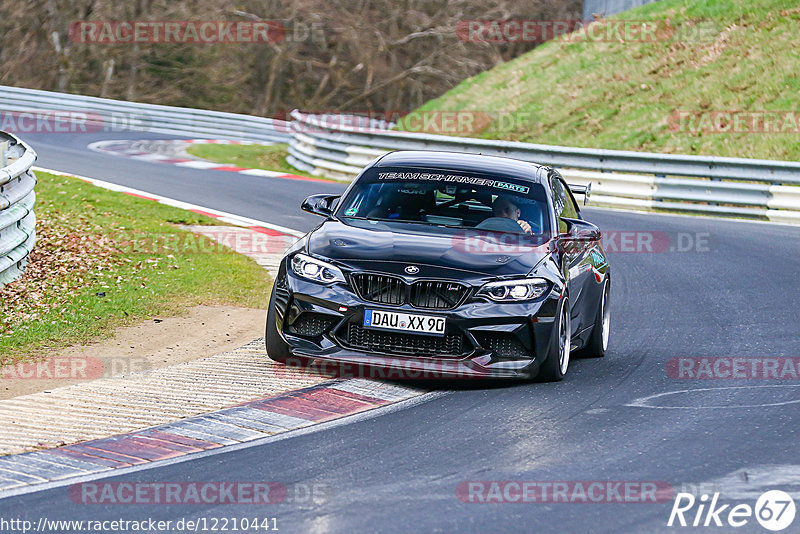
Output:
(3, 130), (800, 533)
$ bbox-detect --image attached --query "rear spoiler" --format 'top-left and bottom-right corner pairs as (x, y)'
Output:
(569, 182), (592, 205)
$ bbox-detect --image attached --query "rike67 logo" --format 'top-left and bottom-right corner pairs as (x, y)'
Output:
(668, 490), (796, 531)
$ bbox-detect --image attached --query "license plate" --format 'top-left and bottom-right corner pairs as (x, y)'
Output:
(363, 309), (446, 336)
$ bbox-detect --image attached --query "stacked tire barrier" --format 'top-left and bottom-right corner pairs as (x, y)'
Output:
(0, 85), (292, 143)
(287, 110), (800, 224)
(0, 132), (36, 286)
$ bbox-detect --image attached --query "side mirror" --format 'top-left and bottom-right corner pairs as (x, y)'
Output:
(301, 194), (340, 217)
(559, 218), (601, 241)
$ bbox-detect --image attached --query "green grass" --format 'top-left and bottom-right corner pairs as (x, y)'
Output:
(401, 0), (800, 160)
(186, 143), (305, 175)
(0, 171), (271, 362)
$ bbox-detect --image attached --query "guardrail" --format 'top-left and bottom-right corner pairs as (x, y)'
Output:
(288, 111), (800, 224)
(0, 131), (37, 286)
(0, 85), (798, 227)
(583, 0), (662, 20)
(0, 85), (292, 144)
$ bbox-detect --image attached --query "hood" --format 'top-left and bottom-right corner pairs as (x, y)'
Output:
(307, 219), (550, 278)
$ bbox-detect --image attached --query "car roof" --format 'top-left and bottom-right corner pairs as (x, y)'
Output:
(372, 150), (550, 184)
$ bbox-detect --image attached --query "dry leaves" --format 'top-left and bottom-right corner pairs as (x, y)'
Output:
(0, 208), (122, 342)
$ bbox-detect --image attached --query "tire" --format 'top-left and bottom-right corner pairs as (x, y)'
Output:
(265, 283), (292, 363)
(536, 298), (571, 382)
(576, 280), (610, 359)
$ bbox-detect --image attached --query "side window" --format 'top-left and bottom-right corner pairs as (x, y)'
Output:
(552, 179), (565, 219)
(562, 182), (579, 220)
(551, 176), (574, 233)
(551, 174), (580, 234)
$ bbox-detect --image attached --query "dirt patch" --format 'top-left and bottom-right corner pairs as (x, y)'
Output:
(0, 305), (266, 400)
(690, 24), (738, 68)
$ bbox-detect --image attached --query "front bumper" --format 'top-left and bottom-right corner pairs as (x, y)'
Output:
(273, 268), (562, 379)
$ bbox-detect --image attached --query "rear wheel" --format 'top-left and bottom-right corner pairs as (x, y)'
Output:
(537, 298), (571, 382)
(265, 284), (291, 363)
(576, 280), (610, 358)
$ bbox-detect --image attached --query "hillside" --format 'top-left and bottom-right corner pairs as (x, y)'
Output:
(405, 0), (800, 160)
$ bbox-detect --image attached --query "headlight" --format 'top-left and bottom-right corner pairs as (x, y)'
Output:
(476, 278), (549, 302)
(291, 253), (345, 284)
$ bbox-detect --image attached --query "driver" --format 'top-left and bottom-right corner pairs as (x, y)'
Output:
(489, 195), (532, 234)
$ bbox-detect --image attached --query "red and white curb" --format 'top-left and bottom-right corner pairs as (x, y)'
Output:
(0, 167), (428, 495)
(0, 379), (427, 495)
(87, 139), (331, 183)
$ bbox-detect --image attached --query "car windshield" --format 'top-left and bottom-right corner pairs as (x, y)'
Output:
(337, 167), (551, 236)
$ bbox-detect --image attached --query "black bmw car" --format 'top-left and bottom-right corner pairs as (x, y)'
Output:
(266, 151), (610, 380)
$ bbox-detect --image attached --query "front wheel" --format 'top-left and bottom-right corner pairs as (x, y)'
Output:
(537, 298), (571, 382)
